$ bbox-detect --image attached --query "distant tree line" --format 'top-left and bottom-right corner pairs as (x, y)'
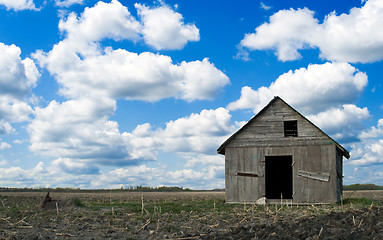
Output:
(1, 184), (381, 192)
(343, 184), (383, 191)
(0, 186), (224, 193)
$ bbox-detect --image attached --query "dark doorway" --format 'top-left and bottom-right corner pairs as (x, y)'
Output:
(265, 156), (293, 199)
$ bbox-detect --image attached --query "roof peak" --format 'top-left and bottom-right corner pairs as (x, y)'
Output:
(217, 97), (350, 159)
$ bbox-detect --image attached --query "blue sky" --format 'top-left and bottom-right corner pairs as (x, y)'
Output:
(0, 0), (383, 189)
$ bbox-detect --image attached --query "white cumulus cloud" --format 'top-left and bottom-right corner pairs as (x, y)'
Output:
(125, 107), (236, 156)
(240, 0), (383, 63)
(0, 42), (39, 134)
(33, 1), (228, 102)
(240, 7), (319, 61)
(0, 120), (14, 135)
(36, 48), (229, 101)
(26, 0), (230, 183)
(58, 0), (141, 46)
(52, 158), (100, 174)
(28, 95), (235, 167)
(0, 161), (224, 189)
(0, 142), (11, 150)
(359, 119), (383, 139)
(55, 0), (84, 7)
(0, 0), (36, 11)
(307, 105), (370, 142)
(0, 43), (39, 99)
(135, 3), (200, 50)
(349, 139), (383, 165)
(227, 62), (367, 115)
(27, 97), (152, 166)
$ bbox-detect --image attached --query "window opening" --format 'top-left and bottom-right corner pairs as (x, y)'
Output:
(284, 120), (298, 137)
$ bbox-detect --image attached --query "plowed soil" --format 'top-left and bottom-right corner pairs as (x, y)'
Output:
(1, 191), (382, 239)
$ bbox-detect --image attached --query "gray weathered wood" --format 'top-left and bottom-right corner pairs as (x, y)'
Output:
(297, 170), (330, 182)
(220, 97), (349, 204)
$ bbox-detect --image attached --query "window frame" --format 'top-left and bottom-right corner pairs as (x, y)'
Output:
(284, 120), (298, 137)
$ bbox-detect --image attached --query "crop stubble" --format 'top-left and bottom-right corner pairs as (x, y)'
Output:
(1, 191), (383, 239)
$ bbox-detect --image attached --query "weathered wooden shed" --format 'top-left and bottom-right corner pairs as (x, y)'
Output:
(217, 96), (350, 204)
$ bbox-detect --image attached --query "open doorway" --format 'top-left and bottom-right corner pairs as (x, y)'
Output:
(265, 156), (293, 199)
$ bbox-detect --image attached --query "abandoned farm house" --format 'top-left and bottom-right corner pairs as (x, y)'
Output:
(217, 96), (350, 204)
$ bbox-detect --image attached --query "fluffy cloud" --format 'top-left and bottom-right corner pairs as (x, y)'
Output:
(94, 164), (225, 189)
(0, 120), (14, 135)
(359, 119), (383, 139)
(20, 0), (229, 188)
(0, 142), (11, 150)
(105, 164), (225, 190)
(36, 48), (229, 101)
(34, 1), (228, 102)
(0, 0), (36, 11)
(349, 139), (383, 165)
(166, 166), (224, 187)
(0, 43), (39, 134)
(58, 0), (140, 46)
(0, 162), (224, 189)
(344, 165), (383, 185)
(307, 105), (370, 142)
(240, 8), (318, 61)
(55, 0), (83, 7)
(0, 43), (39, 99)
(0, 97), (34, 123)
(28, 0), (230, 183)
(127, 108), (236, 155)
(347, 119), (383, 165)
(240, 0), (383, 63)
(52, 158), (100, 174)
(227, 62), (369, 143)
(28, 100), (235, 167)
(27, 98), (150, 166)
(0, 160), (8, 166)
(135, 3), (200, 50)
(0, 162), (47, 187)
(227, 62), (367, 115)
(54, 0), (199, 51)
(158, 108), (235, 153)
(260, 2), (271, 11)
(184, 154), (224, 168)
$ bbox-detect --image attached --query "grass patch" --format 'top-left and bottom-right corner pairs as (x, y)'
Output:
(84, 198), (238, 214)
(73, 198), (86, 207)
(74, 196), (383, 216)
(342, 197), (382, 206)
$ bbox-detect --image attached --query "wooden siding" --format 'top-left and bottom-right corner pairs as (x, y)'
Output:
(225, 98), (332, 149)
(336, 148), (343, 202)
(225, 147), (264, 202)
(223, 98), (342, 204)
(225, 145), (338, 203)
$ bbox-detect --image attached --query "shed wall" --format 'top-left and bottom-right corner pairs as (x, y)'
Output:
(336, 148), (344, 202)
(222, 98), (344, 204)
(226, 99), (332, 149)
(225, 144), (339, 203)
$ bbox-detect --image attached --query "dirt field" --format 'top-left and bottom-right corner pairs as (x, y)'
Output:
(1, 190), (382, 239)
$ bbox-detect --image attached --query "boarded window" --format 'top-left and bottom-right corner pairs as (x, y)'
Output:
(284, 120), (298, 137)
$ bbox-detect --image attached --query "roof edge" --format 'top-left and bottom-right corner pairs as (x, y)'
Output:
(217, 96), (350, 159)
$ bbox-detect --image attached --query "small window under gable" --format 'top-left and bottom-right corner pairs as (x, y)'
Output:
(284, 120), (298, 137)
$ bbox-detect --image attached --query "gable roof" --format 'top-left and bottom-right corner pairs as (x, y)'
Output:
(217, 96), (350, 159)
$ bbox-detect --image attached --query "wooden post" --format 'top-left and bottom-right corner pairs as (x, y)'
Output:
(141, 195), (144, 216)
